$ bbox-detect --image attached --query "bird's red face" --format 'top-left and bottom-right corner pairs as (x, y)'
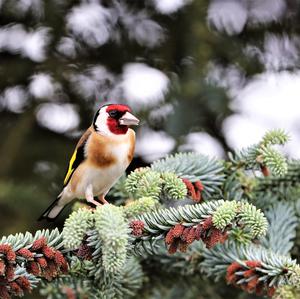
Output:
(93, 104), (139, 135)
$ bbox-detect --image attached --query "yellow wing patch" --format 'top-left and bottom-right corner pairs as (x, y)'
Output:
(63, 149), (77, 186)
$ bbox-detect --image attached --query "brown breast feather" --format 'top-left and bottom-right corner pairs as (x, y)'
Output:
(87, 132), (117, 168)
(87, 129), (136, 168)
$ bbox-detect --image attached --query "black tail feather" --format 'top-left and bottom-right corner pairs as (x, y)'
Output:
(38, 194), (65, 222)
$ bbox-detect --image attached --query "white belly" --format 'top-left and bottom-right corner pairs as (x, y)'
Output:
(76, 166), (124, 198)
(70, 143), (130, 199)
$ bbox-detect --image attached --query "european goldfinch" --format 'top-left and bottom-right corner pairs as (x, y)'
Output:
(39, 104), (139, 221)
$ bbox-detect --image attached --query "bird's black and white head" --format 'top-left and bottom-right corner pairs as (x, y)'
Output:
(93, 104), (139, 135)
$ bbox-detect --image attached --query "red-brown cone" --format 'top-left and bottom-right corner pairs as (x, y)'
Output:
(182, 178), (197, 200)
(27, 261), (41, 276)
(130, 220), (145, 237)
(201, 217), (213, 230)
(260, 165), (270, 177)
(0, 259), (6, 276)
(9, 281), (23, 296)
(170, 224), (183, 238)
(42, 246), (55, 259)
(5, 264), (15, 281)
(168, 239), (180, 254)
(37, 257), (47, 269)
(17, 248), (34, 260)
(16, 276), (31, 292)
(245, 260), (261, 268)
(186, 227), (196, 244)
(31, 237), (47, 251)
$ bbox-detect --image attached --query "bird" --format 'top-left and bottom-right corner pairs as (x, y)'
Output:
(38, 103), (139, 221)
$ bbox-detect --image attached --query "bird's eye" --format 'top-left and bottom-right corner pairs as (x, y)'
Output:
(108, 110), (118, 118)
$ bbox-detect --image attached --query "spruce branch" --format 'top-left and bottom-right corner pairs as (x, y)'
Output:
(40, 255), (143, 299)
(41, 225), (142, 299)
(161, 172), (188, 200)
(238, 202), (268, 238)
(123, 197), (160, 219)
(61, 205), (131, 274)
(212, 201), (238, 230)
(40, 274), (92, 299)
(133, 200), (224, 238)
(0, 266), (40, 298)
(262, 202), (298, 255)
(258, 146), (288, 177)
(92, 257), (143, 299)
(109, 256), (144, 299)
(223, 131), (292, 203)
(62, 208), (94, 250)
(113, 152), (225, 202)
(0, 229), (68, 298)
(0, 229), (63, 252)
(68, 252), (143, 299)
(201, 242), (300, 296)
(125, 168), (162, 200)
(131, 200), (267, 253)
(59, 205), (135, 283)
(261, 129), (290, 147)
(94, 205), (130, 273)
(255, 160), (300, 194)
(222, 168), (257, 201)
(125, 168), (187, 201)
(0, 134), (299, 299)
(151, 152), (225, 198)
(229, 129), (289, 177)
(228, 144), (258, 169)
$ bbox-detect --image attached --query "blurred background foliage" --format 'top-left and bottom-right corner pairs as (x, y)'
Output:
(0, 0), (300, 271)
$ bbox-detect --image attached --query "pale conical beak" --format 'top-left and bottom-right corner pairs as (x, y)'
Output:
(119, 112), (140, 126)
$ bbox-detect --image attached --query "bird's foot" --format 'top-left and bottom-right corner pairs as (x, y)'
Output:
(98, 195), (109, 205)
(85, 184), (101, 207)
(86, 197), (101, 207)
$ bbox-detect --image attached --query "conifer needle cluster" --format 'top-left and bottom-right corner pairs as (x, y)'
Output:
(0, 129), (299, 299)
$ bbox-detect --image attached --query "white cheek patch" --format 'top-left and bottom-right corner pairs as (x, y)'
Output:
(94, 109), (113, 136)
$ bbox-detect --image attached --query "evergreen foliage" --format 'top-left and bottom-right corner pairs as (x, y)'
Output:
(62, 208), (93, 250)
(262, 202), (298, 255)
(123, 197), (159, 219)
(151, 153), (225, 199)
(125, 168), (187, 201)
(1, 129), (300, 298)
(228, 129), (289, 176)
(94, 205), (129, 273)
(202, 242), (300, 295)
